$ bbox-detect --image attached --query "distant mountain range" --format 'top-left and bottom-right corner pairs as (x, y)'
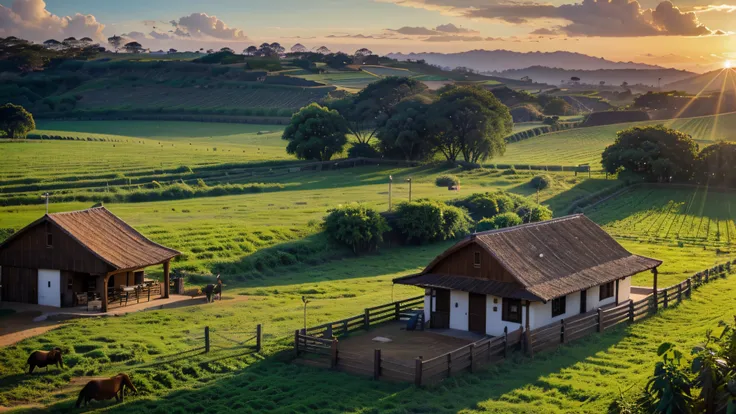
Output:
(388, 50), (664, 72)
(665, 69), (736, 95)
(497, 66), (696, 87)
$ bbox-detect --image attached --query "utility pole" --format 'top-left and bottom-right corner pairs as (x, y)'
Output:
(406, 178), (412, 202)
(44, 192), (49, 214)
(388, 175), (393, 212)
(302, 296), (310, 331)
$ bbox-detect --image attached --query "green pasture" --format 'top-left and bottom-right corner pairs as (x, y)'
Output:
(360, 65), (418, 78)
(495, 112), (736, 167)
(2, 241), (735, 413)
(294, 71), (377, 92)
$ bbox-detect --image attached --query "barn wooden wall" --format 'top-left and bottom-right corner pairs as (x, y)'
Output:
(427, 244), (516, 283)
(1, 266), (38, 304)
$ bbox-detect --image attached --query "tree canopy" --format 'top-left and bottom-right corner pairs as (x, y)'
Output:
(282, 103), (348, 161)
(543, 98), (573, 116)
(377, 100), (436, 161)
(601, 125), (699, 182)
(430, 85), (513, 163)
(0, 103), (35, 138)
(698, 142), (736, 187)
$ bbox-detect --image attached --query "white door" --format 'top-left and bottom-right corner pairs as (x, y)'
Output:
(38, 269), (61, 307)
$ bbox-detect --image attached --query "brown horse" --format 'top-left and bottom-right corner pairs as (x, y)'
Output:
(27, 348), (63, 374)
(75, 373), (137, 408)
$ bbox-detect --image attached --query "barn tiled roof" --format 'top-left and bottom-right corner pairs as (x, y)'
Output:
(394, 215), (661, 302)
(46, 207), (179, 270)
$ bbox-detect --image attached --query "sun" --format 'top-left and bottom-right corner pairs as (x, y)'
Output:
(726, 60), (733, 69)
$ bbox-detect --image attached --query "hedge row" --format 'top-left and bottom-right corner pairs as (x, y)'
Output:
(505, 122), (578, 143)
(24, 134), (123, 142)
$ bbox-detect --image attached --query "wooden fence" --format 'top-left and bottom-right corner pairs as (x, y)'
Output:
(204, 324), (263, 353)
(526, 262), (732, 356)
(293, 261), (733, 386)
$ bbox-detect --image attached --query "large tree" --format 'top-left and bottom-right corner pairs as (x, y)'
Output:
(601, 125), (699, 182)
(282, 103), (348, 161)
(291, 43), (307, 53)
(316, 46), (331, 54)
(0, 103), (35, 139)
(107, 35), (123, 52)
(430, 85), (513, 163)
(698, 142), (736, 187)
(124, 41), (143, 53)
(377, 100), (437, 161)
(244, 45), (258, 56)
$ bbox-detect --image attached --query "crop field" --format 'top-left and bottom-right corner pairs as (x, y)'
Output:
(587, 185), (736, 286)
(495, 112), (736, 167)
(69, 84), (332, 111)
(295, 71), (378, 91)
(360, 65), (418, 78)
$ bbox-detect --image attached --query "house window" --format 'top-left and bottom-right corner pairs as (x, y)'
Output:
(600, 281), (615, 300)
(473, 251), (481, 268)
(46, 233), (53, 247)
(502, 298), (522, 323)
(551, 296), (566, 317)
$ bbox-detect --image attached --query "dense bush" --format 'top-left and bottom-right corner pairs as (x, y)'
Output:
(347, 142), (380, 159)
(697, 142), (736, 187)
(602, 125), (699, 183)
(323, 204), (390, 253)
(510, 104), (543, 122)
(455, 191), (553, 224)
(543, 98), (574, 116)
(529, 174), (553, 190)
(477, 212), (523, 231)
(394, 200), (472, 244)
(435, 175), (460, 187)
(0, 103), (35, 138)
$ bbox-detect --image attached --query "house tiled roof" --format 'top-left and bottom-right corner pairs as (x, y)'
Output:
(46, 207), (179, 270)
(394, 215), (661, 302)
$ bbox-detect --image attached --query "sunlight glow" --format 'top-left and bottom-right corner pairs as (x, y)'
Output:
(726, 60), (733, 69)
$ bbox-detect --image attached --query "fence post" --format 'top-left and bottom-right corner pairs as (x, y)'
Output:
(469, 344), (475, 373)
(561, 319), (566, 344)
(373, 349), (381, 379)
(325, 324), (333, 339)
(204, 326), (210, 353)
(663, 288), (668, 308)
(705, 271), (710, 283)
(395, 302), (401, 320)
(294, 330), (300, 356)
(525, 328), (534, 358)
(597, 308), (603, 333)
(686, 278), (692, 298)
(414, 357), (423, 387)
(447, 353), (452, 378)
(677, 283), (682, 303)
(503, 327), (509, 359)
(256, 324), (262, 352)
(628, 300), (634, 324)
(330, 339), (338, 369)
(364, 309), (370, 330)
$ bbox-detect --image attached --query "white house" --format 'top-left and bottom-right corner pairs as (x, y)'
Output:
(394, 215), (661, 336)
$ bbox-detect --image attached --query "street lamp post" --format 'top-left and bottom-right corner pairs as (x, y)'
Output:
(388, 175), (393, 212)
(406, 178), (412, 202)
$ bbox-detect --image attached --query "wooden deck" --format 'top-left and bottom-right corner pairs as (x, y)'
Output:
(337, 321), (478, 362)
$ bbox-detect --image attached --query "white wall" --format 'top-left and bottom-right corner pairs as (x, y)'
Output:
(529, 291), (581, 330)
(424, 292), (432, 323)
(449, 290), (469, 331)
(618, 277), (632, 303)
(485, 295), (524, 336)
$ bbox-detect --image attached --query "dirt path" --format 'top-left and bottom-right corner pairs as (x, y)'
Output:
(0, 311), (65, 347)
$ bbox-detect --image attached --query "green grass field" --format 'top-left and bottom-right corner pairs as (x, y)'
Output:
(495, 112), (736, 167)
(295, 71), (378, 92)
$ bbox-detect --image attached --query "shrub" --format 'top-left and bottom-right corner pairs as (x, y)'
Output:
(394, 200), (472, 244)
(478, 212), (522, 231)
(347, 142), (380, 159)
(459, 192), (516, 219)
(516, 204), (553, 223)
(435, 175), (460, 187)
(529, 174), (553, 190)
(323, 203), (390, 253)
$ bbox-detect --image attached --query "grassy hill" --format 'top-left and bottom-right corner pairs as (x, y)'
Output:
(665, 67), (736, 94)
(495, 111), (736, 167)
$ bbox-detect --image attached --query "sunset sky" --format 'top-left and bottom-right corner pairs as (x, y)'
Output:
(1, 0), (735, 72)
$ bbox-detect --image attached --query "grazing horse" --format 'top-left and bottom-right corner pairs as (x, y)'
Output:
(75, 373), (137, 408)
(27, 348), (63, 374)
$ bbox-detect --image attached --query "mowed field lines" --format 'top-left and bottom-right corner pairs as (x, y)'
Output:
(589, 186), (736, 245)
(495, 112), (736, 167)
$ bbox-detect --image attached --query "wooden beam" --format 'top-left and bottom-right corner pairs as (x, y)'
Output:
(163, 260), (170, 299)
(615, 279), (620, 305)
(652, 267), (658, 312)
(525, 300), (531, 331)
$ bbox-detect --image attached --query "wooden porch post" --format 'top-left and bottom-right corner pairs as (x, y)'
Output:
(652, 267), (658, 312)
(163, 260), (170, 299)
(102, 273), (112, 312)
(615, 279), (620, 305)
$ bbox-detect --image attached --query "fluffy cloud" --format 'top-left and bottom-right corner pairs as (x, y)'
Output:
(170, 13), (247, 40)
(386, 22), (483, 41)
(382, 0), (726, 37)
(434, 23), (478, 34)
(391, 26), (439, 35)
(0, 0), (105, 42)
(423, 35), (490, 42)
(530, 28), (563, 35)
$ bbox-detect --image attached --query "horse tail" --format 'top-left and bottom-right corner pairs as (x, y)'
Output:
(75, 384), (89, 408)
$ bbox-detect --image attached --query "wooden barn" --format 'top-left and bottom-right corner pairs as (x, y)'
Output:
(394, 214), (662, 336)
(0, 207), (179, 312)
